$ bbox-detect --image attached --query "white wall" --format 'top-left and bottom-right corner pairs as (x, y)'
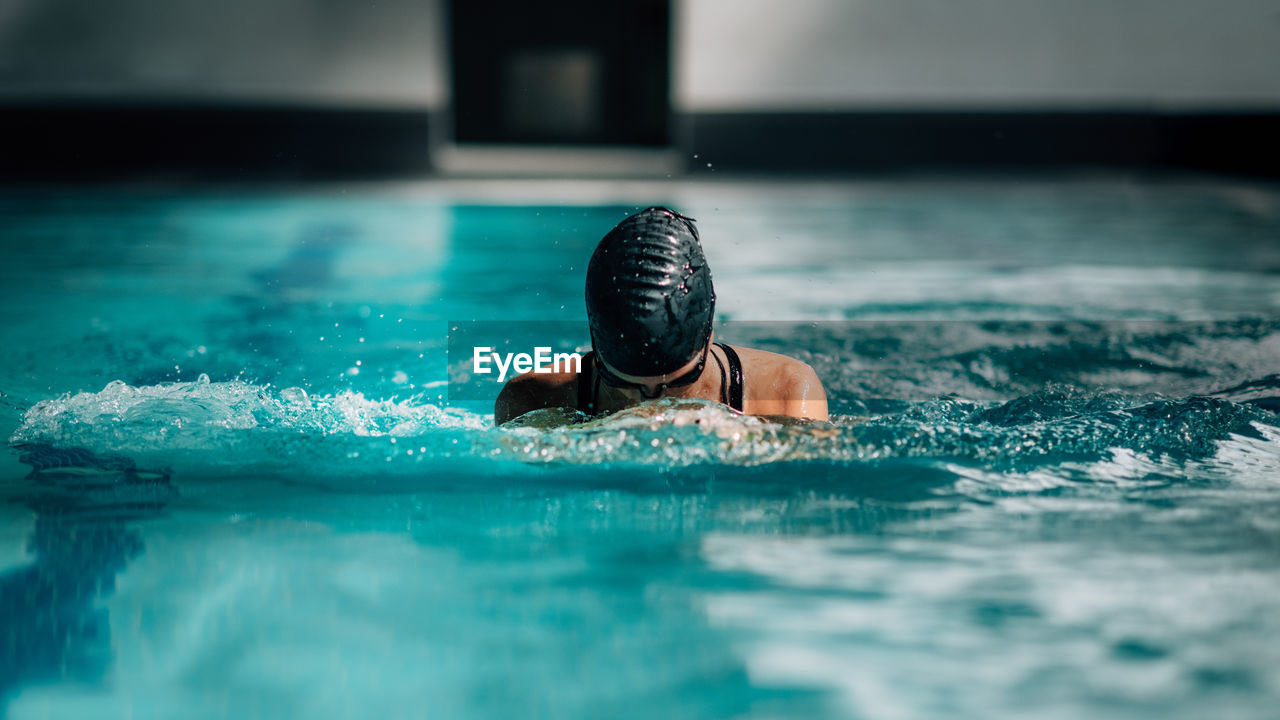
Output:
(675, 0), (1280, 111)
(0, 0), (447, 107)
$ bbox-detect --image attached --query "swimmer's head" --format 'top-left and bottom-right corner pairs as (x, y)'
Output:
(585, 207), (715, 377)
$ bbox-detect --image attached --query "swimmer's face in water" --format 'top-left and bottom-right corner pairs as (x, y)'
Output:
(593, 333), (712, 400)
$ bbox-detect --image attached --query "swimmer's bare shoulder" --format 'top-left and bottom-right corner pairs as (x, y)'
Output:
(494, 369), (578, 425)
(730, 345), (829, 421)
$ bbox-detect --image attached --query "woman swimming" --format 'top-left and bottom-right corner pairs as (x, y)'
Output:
(495, 207), (828, 424)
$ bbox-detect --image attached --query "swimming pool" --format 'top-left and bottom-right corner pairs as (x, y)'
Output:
(2, 177), (1278, 718)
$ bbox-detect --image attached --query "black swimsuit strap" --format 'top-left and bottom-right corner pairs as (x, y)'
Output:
(577, 351), (597, 414)
(715, 343), (745, 412)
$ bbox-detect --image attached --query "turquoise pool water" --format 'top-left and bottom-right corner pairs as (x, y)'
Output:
(2, 178), (1279, 718)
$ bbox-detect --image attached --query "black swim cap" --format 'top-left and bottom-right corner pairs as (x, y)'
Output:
(585, 207), (715, 376)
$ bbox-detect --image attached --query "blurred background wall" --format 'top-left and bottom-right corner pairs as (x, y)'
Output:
(1, 0), (1277, 178)
(0, 0), (447, 107)
(677, 0), (1280, 111)
(4, 0), (1278, 110)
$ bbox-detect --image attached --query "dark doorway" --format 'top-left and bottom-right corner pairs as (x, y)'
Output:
(449, 0), (670, 146)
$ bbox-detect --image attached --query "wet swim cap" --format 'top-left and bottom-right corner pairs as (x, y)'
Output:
(585, 207), (716, 376)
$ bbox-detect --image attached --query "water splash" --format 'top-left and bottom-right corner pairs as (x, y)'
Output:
(11, 375), (1277, 480)
(12, 374), (486, 447)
